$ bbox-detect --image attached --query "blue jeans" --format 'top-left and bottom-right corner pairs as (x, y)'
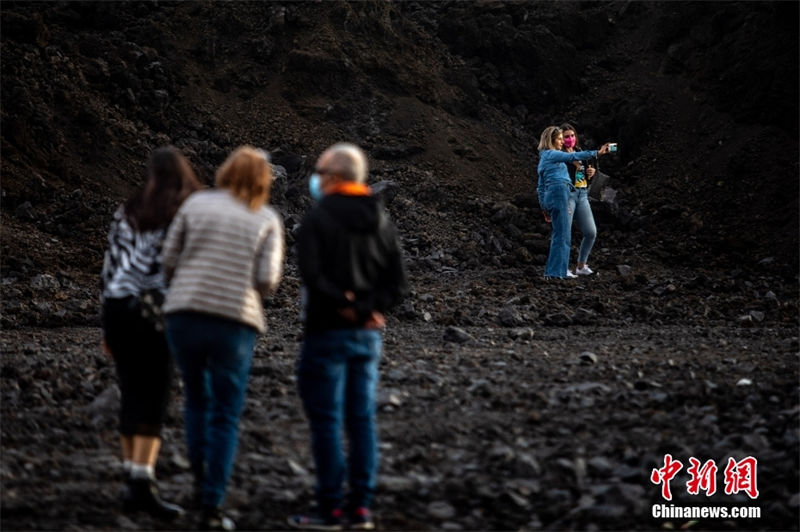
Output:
(297, 329), (382, 512)
(568, 187), (597, 265)
(165, 312), (256, 508)
(543, 182), (572, 278)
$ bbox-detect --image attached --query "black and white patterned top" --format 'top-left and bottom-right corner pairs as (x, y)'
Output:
(100, 206), (167, 301)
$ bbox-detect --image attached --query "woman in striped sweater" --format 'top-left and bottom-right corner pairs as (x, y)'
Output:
(100, 146), (201, 519)
(162, 146), (285, 531)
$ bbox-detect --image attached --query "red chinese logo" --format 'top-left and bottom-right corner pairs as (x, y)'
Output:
(686, 457), (718, 496)
(723, 456), (759, 499)
(651, 454), (683, 501)
(652, 455), (759, 500)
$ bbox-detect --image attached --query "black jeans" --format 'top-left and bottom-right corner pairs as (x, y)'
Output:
(102, 297), (174, 437)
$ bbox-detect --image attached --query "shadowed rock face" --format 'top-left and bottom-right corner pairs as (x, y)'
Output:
(1, 2), (797, 293)
(0, 2), (798, 530)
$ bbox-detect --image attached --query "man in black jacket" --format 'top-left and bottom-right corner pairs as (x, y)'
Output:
(289, 143), (408, 531)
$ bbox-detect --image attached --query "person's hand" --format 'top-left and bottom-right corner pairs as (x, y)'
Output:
(364, 311), (386, 329)
(101, 339), (113, 359)
(337, 306), (358, 323)
(597, 143), (610, 155)
(587, 165), (596, 179)
(543, 211), (552, 223)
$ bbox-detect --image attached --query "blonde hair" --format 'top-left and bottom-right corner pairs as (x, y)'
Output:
(537, 126), (562, 152)
(215, 146), (272, 210)
(323, 143), (368, 183)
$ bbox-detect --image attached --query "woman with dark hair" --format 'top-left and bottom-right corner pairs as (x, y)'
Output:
(537, 126), (609, 279)
(100, 146), (201, 519)
(560, 122), (598, 276)
(162, 146), (285, 531)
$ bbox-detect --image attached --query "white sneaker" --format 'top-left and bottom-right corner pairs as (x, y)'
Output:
(575, 265), (594, 275)
(565, 270), (578, 278)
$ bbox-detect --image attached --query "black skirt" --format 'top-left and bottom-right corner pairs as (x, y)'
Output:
(101, 297), (174, 437)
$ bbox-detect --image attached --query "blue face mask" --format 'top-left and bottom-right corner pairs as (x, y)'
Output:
(308, 173), (323, 201)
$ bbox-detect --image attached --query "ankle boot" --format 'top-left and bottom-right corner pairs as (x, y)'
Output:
(122, 477), (185, 520)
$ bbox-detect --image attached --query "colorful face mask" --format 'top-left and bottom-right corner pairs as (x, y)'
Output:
(309, 173), (323, 200)
(563, 136), (576, 148)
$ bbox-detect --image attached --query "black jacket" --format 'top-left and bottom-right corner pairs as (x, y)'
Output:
(564, 147), (597, 185)
(297, 193), (409, 333)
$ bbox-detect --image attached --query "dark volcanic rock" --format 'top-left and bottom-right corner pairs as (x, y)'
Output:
(0, 1), (798, 531)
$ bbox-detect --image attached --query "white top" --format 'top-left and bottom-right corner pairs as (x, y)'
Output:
(161, 189), (285, 333)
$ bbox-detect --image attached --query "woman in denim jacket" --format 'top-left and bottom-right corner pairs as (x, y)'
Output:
(537, 126), (609, 278)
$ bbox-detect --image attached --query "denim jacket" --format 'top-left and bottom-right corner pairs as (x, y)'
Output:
(536, 149), (598, 207)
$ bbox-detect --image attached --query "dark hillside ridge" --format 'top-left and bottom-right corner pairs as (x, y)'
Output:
(1, 1), (797, 327)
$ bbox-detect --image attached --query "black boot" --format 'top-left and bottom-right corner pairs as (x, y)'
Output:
(201, 505), (236, 531)
(122, 477), (185, 520)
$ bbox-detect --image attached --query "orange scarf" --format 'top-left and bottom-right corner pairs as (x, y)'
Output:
(326, 182), (371, 197)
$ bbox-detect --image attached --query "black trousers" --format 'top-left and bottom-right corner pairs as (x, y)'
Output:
(102, 297), (173, 437)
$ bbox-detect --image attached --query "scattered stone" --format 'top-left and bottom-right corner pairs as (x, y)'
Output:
(586, 504), (627, 518)
(372, 144), (424, 160)
(385, 369), (406, 381)
(84, 384), (120, 426)
(572, 307), (596, 324)
(30, 274), (60, 290)
(544, 312), (572, 326)
(587, 456), (613, 476)
(378, 390), (404, 408)
(789, 493), (800, 508)
(287, 459), (308, 476)
(617, 265), (632, 277)
(504, 490), (531, 508)
(15, 201), (35, 221)
(371, 180), (399, 204)
(467, 378), (491, 396)
(515, 452), (541, 476)
(736, 378), (753, 386)
(508, 328), (534, 340)
(443, 326), (473, 343)
(379, 475), (415, 493)
(427, 501), (456, 520)
(749, 310), (765, 322)
(498, 306), (525, 327)
(579, 351), (598, 365)
(488, 444), (515, 462)
(116, 514), (140, 530)
(171, 452), (190, 469)
(649, 391), (669, 403)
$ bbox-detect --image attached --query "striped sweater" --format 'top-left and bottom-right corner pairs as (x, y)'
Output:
(101, 206), (167, 301)
(161, 189), (285, 333)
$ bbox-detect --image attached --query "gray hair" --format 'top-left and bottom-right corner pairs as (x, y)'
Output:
(324, 142), (368, 183)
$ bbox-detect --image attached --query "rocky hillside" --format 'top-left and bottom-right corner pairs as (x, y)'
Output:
(1, 3), (799, 531)
(1, 1), (798, 319)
